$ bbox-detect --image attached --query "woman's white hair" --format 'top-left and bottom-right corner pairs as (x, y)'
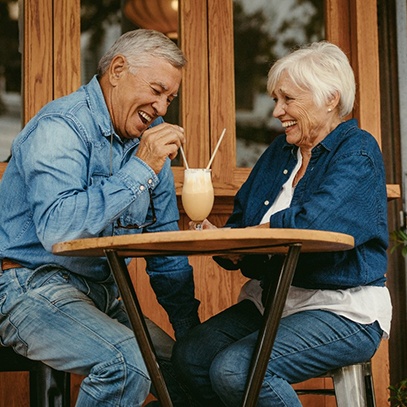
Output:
(267, 41), (355, 118)
(98, 29), (186, 75)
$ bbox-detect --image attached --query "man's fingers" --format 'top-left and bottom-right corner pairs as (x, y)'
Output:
(136, 123), (186, 173)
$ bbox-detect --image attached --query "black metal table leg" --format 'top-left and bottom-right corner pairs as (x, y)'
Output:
(105, 249), (173, 407)
(242, 244), (302, 407)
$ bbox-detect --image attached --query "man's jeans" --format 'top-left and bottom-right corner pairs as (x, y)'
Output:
(172, 300), (383, 407)
(0, 265), (184, 406)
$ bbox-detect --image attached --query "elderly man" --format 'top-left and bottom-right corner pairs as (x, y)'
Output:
(0, 29), (199, 406)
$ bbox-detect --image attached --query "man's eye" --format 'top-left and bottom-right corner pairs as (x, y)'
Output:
(151, 87), (161, 95)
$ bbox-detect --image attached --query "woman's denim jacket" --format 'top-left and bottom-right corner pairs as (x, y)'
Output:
(0, 75), (199, 337)
(222, 119), (388, 290)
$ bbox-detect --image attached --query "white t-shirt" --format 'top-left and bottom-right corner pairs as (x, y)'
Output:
(238, 150), (392, 337)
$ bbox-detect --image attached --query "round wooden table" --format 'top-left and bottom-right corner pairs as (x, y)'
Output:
(53, 228), (354, 407)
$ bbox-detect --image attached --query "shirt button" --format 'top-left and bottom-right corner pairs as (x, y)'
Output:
(264, 200), (270, 206)
(139, 185), (146, 191)
(147, 179), (153, 185)
(283, 169), (288, 175)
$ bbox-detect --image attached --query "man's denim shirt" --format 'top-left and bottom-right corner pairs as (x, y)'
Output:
(225, 119), (389, 289)
(0, 75), (199, 337)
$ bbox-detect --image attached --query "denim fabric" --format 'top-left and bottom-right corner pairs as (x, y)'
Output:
(172, 300), (383, 407)
(224, 119), (388, 289)
(0, 265), (194, 406)
(0, 75), (200, 337)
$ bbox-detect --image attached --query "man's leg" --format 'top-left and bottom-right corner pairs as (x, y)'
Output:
(0, 266), (150, 407)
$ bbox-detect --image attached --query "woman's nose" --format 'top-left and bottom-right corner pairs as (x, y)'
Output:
(273, 101), (285, 118)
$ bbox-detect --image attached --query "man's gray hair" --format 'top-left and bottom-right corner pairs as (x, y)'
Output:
(98, 29), (186, 75)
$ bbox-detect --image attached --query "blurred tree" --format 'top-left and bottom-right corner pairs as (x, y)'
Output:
(233, 1), (275, 111)
(81, 0), (121, 48)
(233, 0), (324, 151)
(0, 1), (20, 114)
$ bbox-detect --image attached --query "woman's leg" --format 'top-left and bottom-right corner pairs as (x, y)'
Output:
(172, 300), (263, 407)
(210, 310), (383, 407)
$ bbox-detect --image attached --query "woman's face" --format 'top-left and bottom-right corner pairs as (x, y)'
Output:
(271, 71), (340, 149)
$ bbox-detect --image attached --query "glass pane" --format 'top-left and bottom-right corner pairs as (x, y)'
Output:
(234, 0), (325, 167)
(0, 0), (21, 163)
(80, 0), (181, 165)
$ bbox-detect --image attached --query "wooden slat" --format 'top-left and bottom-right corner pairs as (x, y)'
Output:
(22, 0), (53, 124)
(326, 0), (382, 145)
(53, 0), (81, 98)
(178, 0), (210, 168)
(387, 184), (401, 200)
(207, 0), (242, 190)
(0, 162), (7, 179)
(349, 0), (381, 145)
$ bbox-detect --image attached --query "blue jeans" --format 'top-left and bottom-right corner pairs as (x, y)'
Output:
(172, 300), (383, 407)
(0, 265), (188, 407)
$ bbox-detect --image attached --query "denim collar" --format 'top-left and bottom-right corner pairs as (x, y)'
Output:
(85, 75), (140, 148)
(281, 118), (358, 158)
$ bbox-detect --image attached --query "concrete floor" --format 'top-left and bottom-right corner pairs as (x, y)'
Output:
(0, 92), (21, 162)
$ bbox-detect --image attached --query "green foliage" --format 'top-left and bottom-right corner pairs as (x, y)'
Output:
(389, 379), (407, 406)
(390, 228), (407, 257)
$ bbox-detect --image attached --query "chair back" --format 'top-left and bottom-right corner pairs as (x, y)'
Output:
(0, 162), (6, 179)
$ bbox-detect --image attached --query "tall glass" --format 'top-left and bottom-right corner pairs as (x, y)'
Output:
(182, 169), (214, 230)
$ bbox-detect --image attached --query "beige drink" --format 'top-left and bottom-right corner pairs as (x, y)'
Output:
(182, 169), (214, 228)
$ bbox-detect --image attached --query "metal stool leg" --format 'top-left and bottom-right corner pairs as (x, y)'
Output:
(331, 362), (375, 407)
(31, 364), (70, 407)
(363, 362), (376, 407)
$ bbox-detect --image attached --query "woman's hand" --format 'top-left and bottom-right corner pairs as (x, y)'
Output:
(188, 219), (217, 230)
(190, 219), (243, 265)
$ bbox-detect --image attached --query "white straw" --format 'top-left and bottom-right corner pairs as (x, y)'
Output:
(179, 145), (189, 169)
(206, 128), (226, 170)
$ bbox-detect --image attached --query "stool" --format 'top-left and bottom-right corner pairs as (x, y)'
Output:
(295, 361), (376, 407)
(0, 345), (70, 407)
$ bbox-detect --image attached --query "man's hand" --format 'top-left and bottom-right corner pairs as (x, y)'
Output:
(136, 123), (185, 174)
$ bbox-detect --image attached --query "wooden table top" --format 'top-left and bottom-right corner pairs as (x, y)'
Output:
(52, 228), (354, 258)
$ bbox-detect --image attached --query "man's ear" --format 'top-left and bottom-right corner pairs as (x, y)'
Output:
(109, 55), (126, 84)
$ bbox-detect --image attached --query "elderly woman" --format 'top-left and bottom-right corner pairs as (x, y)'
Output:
(172, 41), (392, 406)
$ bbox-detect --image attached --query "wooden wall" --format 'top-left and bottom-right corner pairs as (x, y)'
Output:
(0, 0), (395, 406)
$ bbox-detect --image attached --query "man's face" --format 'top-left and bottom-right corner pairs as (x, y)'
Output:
(110, 58), (182, 139)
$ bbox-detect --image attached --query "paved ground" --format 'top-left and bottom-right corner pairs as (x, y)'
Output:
(0, 92), (21, 162)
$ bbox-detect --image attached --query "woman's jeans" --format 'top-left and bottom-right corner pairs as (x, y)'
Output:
(172, 299), (383, 407)
(0, 265), (185, 407)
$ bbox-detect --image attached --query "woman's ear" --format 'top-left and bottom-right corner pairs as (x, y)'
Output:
(328, 91), (341, 111)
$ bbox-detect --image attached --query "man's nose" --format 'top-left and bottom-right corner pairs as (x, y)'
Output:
(152, 97), (168, 116)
